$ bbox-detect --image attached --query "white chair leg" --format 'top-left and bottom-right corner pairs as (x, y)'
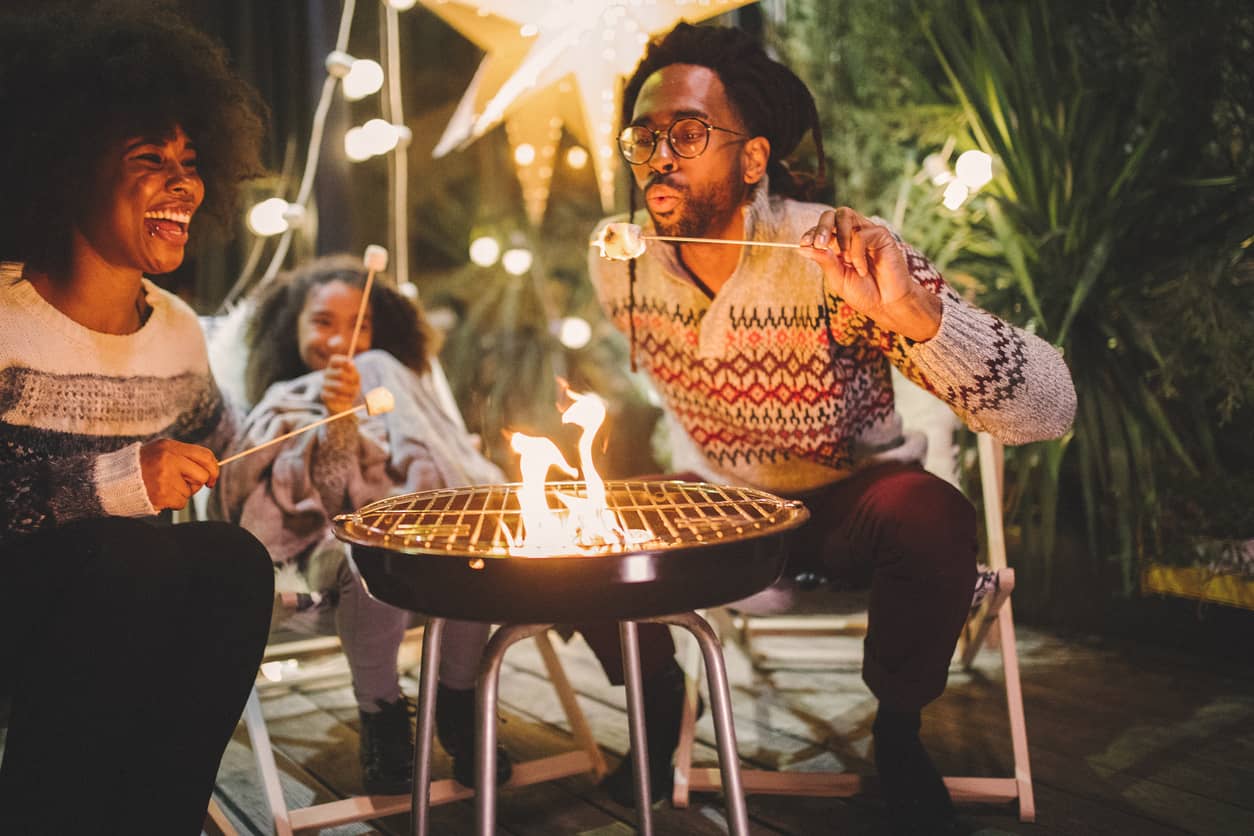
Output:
(242, 686), (294, 836)
(203, 797), (238, 836)
(671, 660), (703, 808)
(534, 630), (608, 780)
(997, 598), (1034, 821)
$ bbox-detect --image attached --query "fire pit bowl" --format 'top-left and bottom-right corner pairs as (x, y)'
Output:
(334, 480), (808, 624)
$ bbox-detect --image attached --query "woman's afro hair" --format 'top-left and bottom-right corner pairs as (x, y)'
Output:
(0, 0), (268, 274)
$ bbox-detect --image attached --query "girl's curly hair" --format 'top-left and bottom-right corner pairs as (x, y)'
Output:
(243, 255), (438, 406)
(0, 1), (267, 276)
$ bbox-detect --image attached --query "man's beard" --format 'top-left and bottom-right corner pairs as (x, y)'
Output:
(648, 177), (740, 239)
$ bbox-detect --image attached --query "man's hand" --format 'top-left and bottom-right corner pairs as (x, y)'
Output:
(799, 207), (941, 342)
(139, 438), (219, 511)
(321, 354), (361, 415)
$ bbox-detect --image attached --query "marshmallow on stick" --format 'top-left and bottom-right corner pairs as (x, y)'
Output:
(591, 222), (647, 260)
(590, 221), (802, 261)
(218, 386), (395, 466)
(347, 244), (389, 357)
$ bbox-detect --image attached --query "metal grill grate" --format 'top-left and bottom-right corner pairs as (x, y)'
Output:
(334, 480), (807, 558)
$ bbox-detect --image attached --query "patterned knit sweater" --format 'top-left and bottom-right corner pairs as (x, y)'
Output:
(0, 262), (238, 542)
(588, 185), (1076, 496)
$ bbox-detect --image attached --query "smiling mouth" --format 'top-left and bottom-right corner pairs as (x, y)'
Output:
(143, 208), (193, 243)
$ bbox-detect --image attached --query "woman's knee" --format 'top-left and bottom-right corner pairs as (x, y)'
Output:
(170, 521), (275, 606)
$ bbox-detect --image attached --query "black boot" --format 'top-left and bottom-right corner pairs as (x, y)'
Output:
(359, 696), (414, 796)
(873, 708), (960, 835)
(602, 658), (700, 807)
(435, 683), (514, 788)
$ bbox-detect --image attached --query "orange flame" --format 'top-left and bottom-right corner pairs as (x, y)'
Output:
(507, 389), (649, 555)
(509, 432), (576, 549)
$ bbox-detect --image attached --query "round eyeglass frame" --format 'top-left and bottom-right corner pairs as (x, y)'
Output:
(616, 117), (746, 166)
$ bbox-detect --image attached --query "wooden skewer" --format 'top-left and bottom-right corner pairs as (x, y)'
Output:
(218, 387), (395, 466)
(348, 244), (389, 358)
(644, 235), (802, 250)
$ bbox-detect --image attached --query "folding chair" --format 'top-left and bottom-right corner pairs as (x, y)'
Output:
(242, 627), (606, 835)
(671, 432), (1035, 822)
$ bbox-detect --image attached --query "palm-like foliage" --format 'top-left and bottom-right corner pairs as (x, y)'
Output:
(922, 0), (1254, 596)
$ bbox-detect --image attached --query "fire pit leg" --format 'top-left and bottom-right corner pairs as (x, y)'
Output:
(412, 617), (445, 836)
(475, 622), (552, 836)
(650, 611), (750, 836)
(619, 621), (655, 836)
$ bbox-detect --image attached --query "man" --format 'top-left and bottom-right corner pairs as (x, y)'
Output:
(581, 22), (1076, 834)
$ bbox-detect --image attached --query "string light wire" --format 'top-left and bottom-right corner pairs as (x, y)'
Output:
(221, 0), (358, 309)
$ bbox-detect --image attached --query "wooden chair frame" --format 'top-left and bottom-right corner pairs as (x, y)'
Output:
(241, 628), (606, 835)
(671, 433), (1035, 822)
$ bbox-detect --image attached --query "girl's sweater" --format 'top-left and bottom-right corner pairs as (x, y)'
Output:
(0, 263), (236, 541)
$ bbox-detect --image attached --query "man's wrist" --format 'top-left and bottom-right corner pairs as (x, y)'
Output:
(886, 288), (942, 343)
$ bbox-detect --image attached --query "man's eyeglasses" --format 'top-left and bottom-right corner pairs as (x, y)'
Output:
(616, 117), (746, 166)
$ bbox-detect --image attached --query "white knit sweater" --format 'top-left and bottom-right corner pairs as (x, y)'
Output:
(0, 262), (238, 540)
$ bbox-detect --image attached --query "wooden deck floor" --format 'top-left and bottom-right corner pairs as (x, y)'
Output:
(205, 617), (1254, 836)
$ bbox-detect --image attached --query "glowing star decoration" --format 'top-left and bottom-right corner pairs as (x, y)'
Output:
(422, 0), (759, 225)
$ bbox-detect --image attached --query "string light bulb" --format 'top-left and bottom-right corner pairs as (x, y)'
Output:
(247, 198), (292, 236)
(344, 126), (374, 162)
(513, 143), (536, 166)
(346, 120), (412, 161)
(955, 150), (994, 189)
(558, 317), (592, 350)
(565, 146), (589, 170)
(469, 236), (501, 267)
(942, 180), (970, 210)
(342, 58), (384, 101)
(923, 153), (953, 186)
(501, 248), (533, 276)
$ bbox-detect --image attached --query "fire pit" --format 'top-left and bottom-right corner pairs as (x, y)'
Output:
(338, 479), (807, 623)
(334, 478), (807, 836)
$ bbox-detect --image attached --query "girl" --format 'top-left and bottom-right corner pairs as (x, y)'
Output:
(215, 254), (512, 793)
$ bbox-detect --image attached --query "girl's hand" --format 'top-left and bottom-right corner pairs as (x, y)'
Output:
(799, 207), (941, 342)
(139, 438), (219, 510)
(321, 354), (361, 414)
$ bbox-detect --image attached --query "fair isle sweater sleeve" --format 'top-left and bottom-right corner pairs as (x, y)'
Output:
(828, 240), (1076, 445)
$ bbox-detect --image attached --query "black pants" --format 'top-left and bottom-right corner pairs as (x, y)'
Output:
(578, 462), (978, 710)
(0, 517), (274, 835)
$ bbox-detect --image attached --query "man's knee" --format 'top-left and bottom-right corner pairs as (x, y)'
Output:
(883, 471), (978, 577)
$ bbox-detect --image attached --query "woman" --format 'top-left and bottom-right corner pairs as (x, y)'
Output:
(0, 5), (273, 833)
(215, 255), (513, 793)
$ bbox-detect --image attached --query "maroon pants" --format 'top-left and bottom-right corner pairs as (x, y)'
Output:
(576, 461), (978, 710)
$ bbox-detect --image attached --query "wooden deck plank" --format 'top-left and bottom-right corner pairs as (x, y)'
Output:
(197, 622), (1254, 835)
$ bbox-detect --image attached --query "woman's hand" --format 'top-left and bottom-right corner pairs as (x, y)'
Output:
(139, 438), (219, 511)
(321, 354), (361, 415)
(799, 207), (941, 342)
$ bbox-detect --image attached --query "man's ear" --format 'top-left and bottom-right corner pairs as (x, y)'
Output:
(742, 136), (770, 185)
